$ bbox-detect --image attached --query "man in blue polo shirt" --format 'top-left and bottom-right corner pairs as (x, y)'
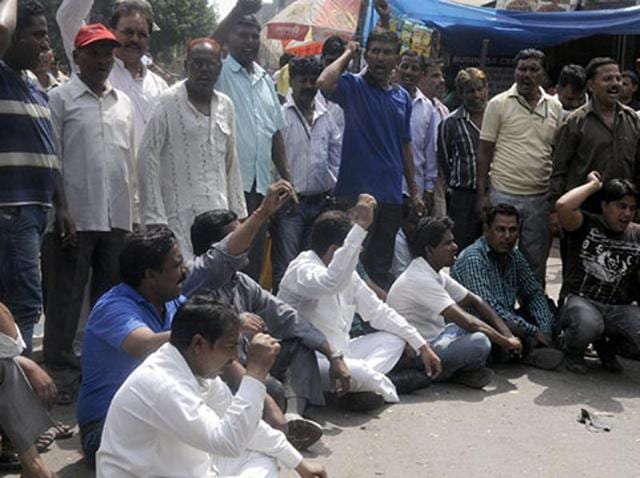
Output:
(76, 226), (186, 467)
(317, 32), (425, 290)
(0, 0), (74, 356)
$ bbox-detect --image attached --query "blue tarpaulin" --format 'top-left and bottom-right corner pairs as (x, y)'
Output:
(364, 0), (640, 56)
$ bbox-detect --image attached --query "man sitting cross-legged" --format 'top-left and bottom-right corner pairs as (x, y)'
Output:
(97, 296), (327, 478)
(388, 217), (523, 388)
(278, 195), (441, 409)
(556, 172), (640, 374)
(451, 204), (564, 370)
(0, 302), (58, 478)
(183, 180), (351, 449)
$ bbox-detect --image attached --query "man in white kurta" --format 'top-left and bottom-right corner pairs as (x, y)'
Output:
(96, 296), (325, 478)
(137, 39), (247, 258)
(278, 195), (440, 403)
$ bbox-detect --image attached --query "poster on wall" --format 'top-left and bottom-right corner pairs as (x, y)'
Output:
(388, 15), (438, 57)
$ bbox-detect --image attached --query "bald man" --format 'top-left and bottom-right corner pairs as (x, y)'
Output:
(137, 38), (247, 258)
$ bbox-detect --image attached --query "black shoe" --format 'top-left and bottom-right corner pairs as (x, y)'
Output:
(387, 369), (432, 394)
(450, 367), (494, 389)
(520, 348), (564, 370)
(334, 392), (385, 412)
(564, 353), (588, 375)
(594, 341), (624, 374)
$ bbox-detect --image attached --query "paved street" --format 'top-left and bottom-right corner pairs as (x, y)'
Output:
(6, 245), (640, 478)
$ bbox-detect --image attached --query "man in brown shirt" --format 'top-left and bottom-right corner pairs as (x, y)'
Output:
(550, 57), (640, 206)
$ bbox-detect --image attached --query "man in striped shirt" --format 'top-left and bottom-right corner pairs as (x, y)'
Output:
(437, 67), (488, 250)
(0, 0), (74, 357)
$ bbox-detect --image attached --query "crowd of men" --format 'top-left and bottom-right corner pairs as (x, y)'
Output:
(1, 0), (640, 476)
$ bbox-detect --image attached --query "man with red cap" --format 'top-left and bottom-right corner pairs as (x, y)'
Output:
(42, 23), (136, 385)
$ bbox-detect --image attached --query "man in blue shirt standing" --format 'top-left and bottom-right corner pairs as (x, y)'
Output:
(212, 0), (291, 281)
(317, 33), (425, 290)
(76, 226), (187, 467)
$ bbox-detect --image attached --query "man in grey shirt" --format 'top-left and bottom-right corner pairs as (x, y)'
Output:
(182, 180), (351, 451)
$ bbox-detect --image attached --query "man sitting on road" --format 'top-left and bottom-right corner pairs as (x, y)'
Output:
(278, 195), (441, 409)
(388, 217), (523, 389)
(97, 296), (327, 478)
(556, 172), (640, 374)
(183, 180), (351, 450)
(0, 302), (58, 478)
(451, 204), (564, 370)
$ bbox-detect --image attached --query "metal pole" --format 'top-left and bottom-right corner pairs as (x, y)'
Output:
(479, 39), (489, 68)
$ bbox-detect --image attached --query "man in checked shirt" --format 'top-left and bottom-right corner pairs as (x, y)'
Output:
(451, 204), (564, 370)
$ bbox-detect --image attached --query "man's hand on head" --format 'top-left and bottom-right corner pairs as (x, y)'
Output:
(353, 193), (377, 230)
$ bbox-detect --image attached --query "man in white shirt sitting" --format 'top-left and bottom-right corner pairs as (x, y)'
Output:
(278, 195), (441, 409)
(97, 295), (326, 478)
(388, 217), (523, 388)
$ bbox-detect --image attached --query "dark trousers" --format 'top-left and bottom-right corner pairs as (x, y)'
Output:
(243, 185), (267, 282)
(335, 198), (403, 291)
(559, 294), (640, 357)
(42, 229), (126, 367)
(448, 189), (482, 251)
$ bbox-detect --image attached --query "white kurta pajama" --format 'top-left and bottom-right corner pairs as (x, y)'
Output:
(97, 343), (301, 478)
(278, 225), (428, 402)
(137, 81), (247, 258)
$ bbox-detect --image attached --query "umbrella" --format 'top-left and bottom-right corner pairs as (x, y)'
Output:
(265, 0), (363, 42)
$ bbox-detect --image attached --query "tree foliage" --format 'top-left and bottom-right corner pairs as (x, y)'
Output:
(39, 0), (216, 72)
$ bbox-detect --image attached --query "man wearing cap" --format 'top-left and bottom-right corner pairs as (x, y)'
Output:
(137, 38), (247, 258)
(213, 0), (291, 281)
(56, 0), (168, 149)
(42, 24), (135, 377)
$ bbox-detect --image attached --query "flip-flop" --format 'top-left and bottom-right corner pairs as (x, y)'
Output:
(36, 422), (74, 452)
(577, 408), (612, 433)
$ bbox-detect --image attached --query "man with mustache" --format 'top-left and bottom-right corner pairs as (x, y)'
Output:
(476, 49), (563, 286)
(213, 0), (291, 281)
(43, 24), (135, 378)
(270, 55), (341, 293)
(317, 32), (425, 291)
(56, 0), (168, 149)
(556, 172), (640, 374)
(437, 67), (489, 250)
(137, 38), (246, 259)
(451, 204), (564, 370)
(551, 58), (640, 213)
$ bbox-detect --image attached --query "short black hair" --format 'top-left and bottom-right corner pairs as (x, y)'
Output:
(557, 64), (586, 91)
(110, 0), (154, 34)
(514, 48), (545, 69)
(585, 57), (618, 81)
(486, 203), (520, 227)
(322, 35), (346, 58)
(310, 210), (352, 257)
(365, 30), (401, 54)
(398, 49), (426, 71)
(119, 226), (177, 288)
(601, 178), (639, 204)
(289, 55), (323, 79)
(170, 295), (240, 351)
(233, 14), (261, 30)
(16, 0), (45, 36)
(190, 209), (237, 256)
(279, 52), (294, 69)
(622, 70), (639, 86)
(423, 57), (443, 73)
(410, 216), (454, 258)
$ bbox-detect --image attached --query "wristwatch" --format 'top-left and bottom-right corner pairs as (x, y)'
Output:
(329, 350), (344, 361)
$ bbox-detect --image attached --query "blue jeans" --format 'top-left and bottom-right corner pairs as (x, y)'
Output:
(80, 420), (104, 469)
(271, 196), (329, 293)
(428, 324), (492, 381)
(0, 205), (48, 356)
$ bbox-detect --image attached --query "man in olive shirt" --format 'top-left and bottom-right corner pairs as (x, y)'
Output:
(551, 57), (640, 208)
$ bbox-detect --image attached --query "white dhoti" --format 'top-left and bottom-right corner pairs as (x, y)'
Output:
(316, 331), (406, 403)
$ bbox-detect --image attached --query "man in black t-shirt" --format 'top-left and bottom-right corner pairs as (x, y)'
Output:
(556, 172), (640, 374)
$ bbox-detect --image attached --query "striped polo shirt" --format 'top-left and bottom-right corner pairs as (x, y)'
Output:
(0, 60), (59, 207)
